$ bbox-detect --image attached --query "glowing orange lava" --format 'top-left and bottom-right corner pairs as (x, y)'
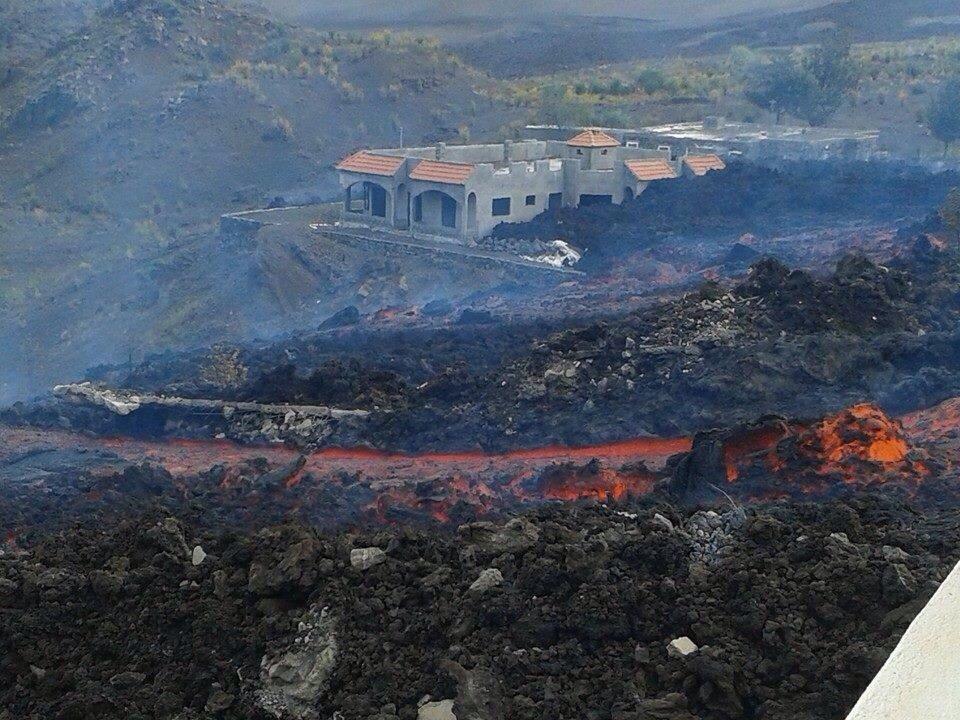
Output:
(799, 403), (912, 471)
(3, 394), (958, 522)
(723, 423), (792, 481)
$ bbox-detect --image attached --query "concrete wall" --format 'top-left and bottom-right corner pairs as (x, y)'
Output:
(466, 159), (568, 238)
(338, 171), (399, 230)
(374, 140), (552, 165)
(619, 146), (673, 161)
(845, 560), (960, 720)
(338, 141), (675, 240)
(408, 181), (466, 240)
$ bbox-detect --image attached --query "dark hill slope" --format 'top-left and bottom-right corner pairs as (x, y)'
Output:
(0, 0), (108, 83)
(0, 0), (505, 219)
(441, 0), (957, 76)
(0, 0), (515, 402)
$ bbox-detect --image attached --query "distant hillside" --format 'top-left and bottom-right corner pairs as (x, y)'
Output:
(692, 0), (960, 54)
(0, 0), (108, 83)
(403, 0), (960, 77)
(0, 0), (506, 210)
(267, 0), (832, 28)
(0, 0), (516, 402)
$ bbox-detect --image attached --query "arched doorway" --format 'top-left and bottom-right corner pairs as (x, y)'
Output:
(413, 190), (458, 231)
(345, 181), (390, 219)
(466, 192), (477, 233)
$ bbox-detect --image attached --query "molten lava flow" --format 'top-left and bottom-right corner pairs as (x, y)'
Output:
(722, 423), (792, 481)
(798, 404), (912, 470)
(4, 397), (954, 527)
(372, 307), (402, 322)
(757, 404), (928, 493)
(0, 424), (688, 525)
(309, 436), (689, 464)
(371, 306), (420, 323)
(708, 404), (934, 501)
(532, 460), (656, 502)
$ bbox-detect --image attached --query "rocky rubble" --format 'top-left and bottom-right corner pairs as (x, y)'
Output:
(257, 605), (338, 719)
(1, 494), (957, 720)
(34, 229), (957, 453)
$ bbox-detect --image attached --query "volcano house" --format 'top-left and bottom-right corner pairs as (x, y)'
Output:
(335, 128), (725, 242)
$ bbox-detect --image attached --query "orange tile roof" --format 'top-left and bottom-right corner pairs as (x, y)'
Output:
(335, 150), (405, 176)
(625, 158), (679, 182)
(683, 154), (726, 176)
(408, 159), (475, 185)
(566, 128), (620, 148)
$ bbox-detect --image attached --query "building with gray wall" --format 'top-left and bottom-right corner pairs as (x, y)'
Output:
(525, 118), (880, 166)
(335, 129), (724, 242)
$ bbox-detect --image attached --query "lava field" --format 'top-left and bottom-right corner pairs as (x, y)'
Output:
(6, 1), (960, 717)
(2, 489), (959, 720)
(3, 178), (960, 720)
(17, 205), (960, 455)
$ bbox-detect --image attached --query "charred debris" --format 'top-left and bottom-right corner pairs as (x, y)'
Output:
(14, 208), (960, 454)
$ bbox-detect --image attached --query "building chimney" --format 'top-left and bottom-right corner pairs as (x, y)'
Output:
(435, 142), (446, 160)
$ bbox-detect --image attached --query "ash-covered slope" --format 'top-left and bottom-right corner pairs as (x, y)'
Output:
(0, 0), (501, 214)
(0, 0), (107, 80)
(413, 0), (956, 76)
(0, 0), (514, 404)
(68, 211), (960, 452)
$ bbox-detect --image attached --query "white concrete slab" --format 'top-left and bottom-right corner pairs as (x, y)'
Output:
(845, 560), (960, 720)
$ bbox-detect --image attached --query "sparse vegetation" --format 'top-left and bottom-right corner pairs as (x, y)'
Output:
(941, 188), (960, 239)
(927, 78), (960, 155)
(201, 346), (249, 389)
(262, 115), (294, 142)
(134, 218), (170, 249)
(743, 42), (859, 125)
(495, 35), (960, 139)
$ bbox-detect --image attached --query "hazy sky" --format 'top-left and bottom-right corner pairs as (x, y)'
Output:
(264, 0), (837, 27)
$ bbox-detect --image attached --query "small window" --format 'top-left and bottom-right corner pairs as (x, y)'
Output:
(492, 197), (511, 216)
(576, 149), (583, 155)
(601, 149), (608, 155)
(525, 195), (536, 206)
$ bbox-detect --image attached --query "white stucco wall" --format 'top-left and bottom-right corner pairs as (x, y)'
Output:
(845, 560), (960, 720)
